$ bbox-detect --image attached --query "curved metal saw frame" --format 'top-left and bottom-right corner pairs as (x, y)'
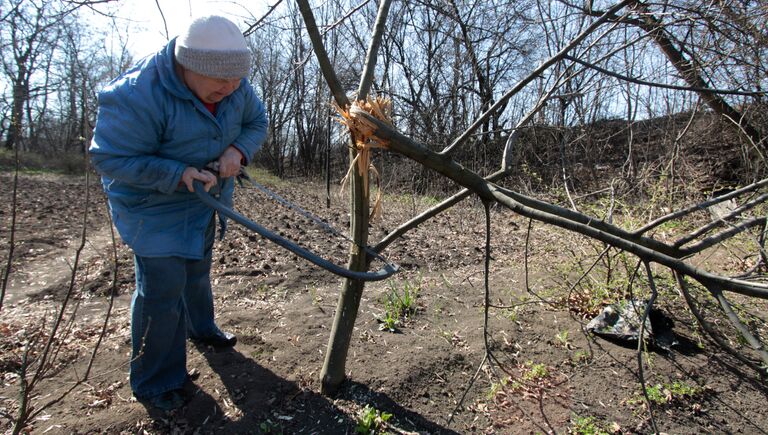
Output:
(193, 179), (399, 282)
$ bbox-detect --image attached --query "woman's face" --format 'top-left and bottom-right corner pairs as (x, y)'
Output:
(182, 69), (241, 104)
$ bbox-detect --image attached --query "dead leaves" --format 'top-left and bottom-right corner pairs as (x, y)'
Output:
(83, 381), (124, 409)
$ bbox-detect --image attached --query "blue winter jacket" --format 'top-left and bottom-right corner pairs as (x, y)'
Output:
(89, 38), (268, 259)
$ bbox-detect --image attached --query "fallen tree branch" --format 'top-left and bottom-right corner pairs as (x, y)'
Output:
(349, 107), (768, 300)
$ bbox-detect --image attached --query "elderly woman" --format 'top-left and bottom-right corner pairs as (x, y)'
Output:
(89, 15), (268, 410)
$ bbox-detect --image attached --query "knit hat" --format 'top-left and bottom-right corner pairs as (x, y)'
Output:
(174, 15), (251, 79)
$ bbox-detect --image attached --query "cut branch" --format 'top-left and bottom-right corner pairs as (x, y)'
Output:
(349, 107), (768, 300)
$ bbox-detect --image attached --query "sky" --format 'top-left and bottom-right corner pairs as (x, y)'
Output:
(90, 0), (264, 59)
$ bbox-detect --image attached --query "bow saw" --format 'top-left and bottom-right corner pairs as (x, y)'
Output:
(192, 170), (399, 282)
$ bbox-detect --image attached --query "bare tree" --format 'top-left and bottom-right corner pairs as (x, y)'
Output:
(0, 0), (119, 156)
(248, 23), (297, 177)
(1, 0), (63, 151)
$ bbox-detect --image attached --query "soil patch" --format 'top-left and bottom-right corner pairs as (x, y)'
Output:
(1, 172), (767, 434)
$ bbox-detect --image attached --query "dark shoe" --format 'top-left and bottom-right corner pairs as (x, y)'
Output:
(191, 331), (237, 349)
(140, 389), (188, 411)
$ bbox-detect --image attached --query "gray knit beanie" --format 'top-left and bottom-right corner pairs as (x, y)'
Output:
(174, 15), (251, 79)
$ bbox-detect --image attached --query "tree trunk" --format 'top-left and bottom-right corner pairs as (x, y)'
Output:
(295, 0), (393, 395)
(5, 68), (27, 151)
(320, 153), (368, 394)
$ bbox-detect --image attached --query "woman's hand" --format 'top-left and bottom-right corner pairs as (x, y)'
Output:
(217, 145), (244, 178)
(181, 167), (217, 192)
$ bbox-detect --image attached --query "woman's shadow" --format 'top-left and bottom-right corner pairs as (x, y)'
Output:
(181, 344), (460, 434)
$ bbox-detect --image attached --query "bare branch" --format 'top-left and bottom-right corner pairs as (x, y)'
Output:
(0, 148), (19, 312)
(712, 288), (768, 367)
(357, 0), (392, 99)
(295, 0), (349, 108)
(243, 0), (285, 36)
(152, 0), (168, 41)
(637, 261), (659, 434)
(634, 179), (768, 236)
(322, 0), (372, 37)
(678, 217), (765, 257)
(675, 193), (768, 248)
(564, 54), (765, 97)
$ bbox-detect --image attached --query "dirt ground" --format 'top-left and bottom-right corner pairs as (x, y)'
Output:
(1, 171), (767, 434)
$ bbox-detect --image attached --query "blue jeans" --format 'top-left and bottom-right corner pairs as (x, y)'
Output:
(130, 219), (221, 398)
